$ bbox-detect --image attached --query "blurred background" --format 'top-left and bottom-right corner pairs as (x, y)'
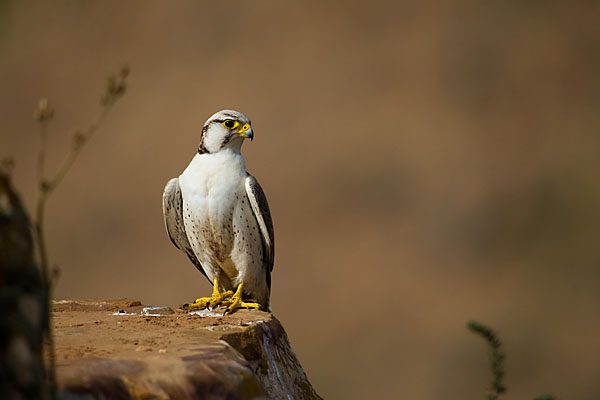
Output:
(1, 1), (600, 399)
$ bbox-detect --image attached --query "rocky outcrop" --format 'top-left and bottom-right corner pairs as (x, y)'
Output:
(220, 315), (320, 400)
(53, 300), (321, 399)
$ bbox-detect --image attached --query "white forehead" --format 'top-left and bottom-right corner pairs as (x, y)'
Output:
(206, 109), (251, 124)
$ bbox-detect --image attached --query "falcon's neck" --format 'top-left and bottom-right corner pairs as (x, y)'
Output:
(184, 149), (247, 179)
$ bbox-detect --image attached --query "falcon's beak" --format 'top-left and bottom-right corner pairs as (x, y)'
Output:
(238, 124), (253, 141)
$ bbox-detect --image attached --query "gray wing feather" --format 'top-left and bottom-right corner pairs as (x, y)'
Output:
(245, 175), (275, 289)
(162, 177), (208, 281)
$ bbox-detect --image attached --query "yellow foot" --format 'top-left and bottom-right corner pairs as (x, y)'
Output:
(222, 283), (261, 316)
(188, 277), (234, 311)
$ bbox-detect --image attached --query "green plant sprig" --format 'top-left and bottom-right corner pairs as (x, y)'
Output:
(467, 320), (507, 400)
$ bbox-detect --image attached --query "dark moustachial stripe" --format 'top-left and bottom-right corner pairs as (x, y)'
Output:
(220, 133), (232, 149)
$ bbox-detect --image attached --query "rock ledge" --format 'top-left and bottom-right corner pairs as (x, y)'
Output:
(54, 299), (321, 399)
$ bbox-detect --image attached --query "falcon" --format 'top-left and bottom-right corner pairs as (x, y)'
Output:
(162, 110), (274, 315)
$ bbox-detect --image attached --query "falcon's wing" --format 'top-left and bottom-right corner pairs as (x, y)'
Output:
(245, 175), (275, 291)
(162, 177), (209, 281)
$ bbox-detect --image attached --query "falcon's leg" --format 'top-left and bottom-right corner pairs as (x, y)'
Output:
(222, 283), (261, 316)
(188, 277), (234, 311)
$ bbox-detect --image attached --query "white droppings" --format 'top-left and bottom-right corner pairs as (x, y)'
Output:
(189, 309), (223, 317)
(112, 308), (167, 317)
(112, 311), (136, 316)
(141, 306), (171, 316)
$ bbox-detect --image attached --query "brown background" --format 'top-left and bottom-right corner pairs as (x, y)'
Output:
(2, 1), (600, 399)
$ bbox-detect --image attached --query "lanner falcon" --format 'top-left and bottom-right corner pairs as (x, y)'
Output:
(162, 110), (274, 315)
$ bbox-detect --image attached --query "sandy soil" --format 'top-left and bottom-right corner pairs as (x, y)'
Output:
(53, 299), (270, 362)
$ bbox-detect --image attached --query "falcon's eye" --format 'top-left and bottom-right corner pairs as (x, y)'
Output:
(223, 120), (236, 129)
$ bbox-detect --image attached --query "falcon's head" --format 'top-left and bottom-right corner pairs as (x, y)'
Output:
(198, 109), (253, 154)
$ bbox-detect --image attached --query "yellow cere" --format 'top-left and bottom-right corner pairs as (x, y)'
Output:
(238, 123), (251, 134)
